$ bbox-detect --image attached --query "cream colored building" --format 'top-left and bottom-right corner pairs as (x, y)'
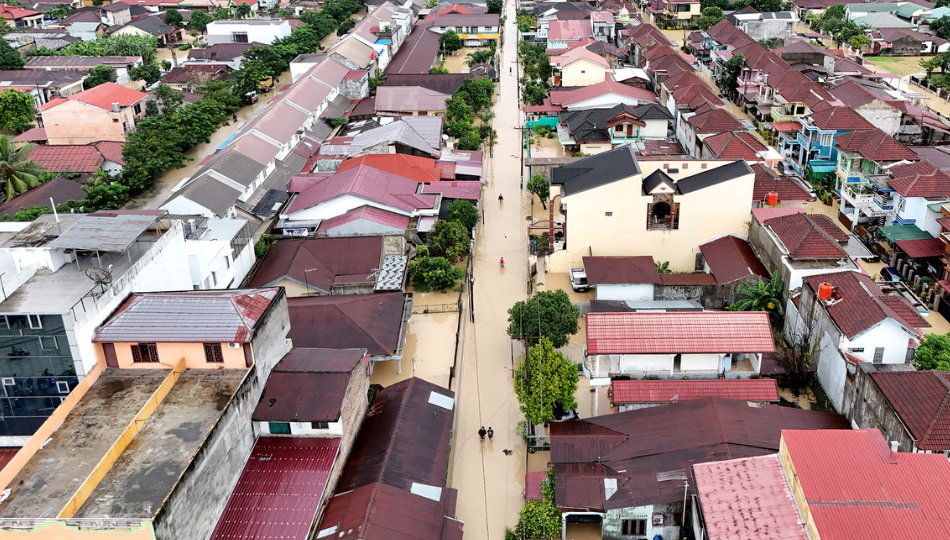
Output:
(551, 47), (608, 87)
(547, 144), (755, 273)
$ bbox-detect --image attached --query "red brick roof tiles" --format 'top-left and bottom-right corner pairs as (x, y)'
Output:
(871, 370), (950, 451)
(611, 379), (779, 404)
(803, 272), (929, 339)
(688, 108), (744, 133)
(71, 82), (146, 110)
(702, 131), (766, 160)
(765, 211), (848, 260)
(28, 144), (103, 173)
(887, 159), (950, 198)
(808, 106), (875, 131)
(751, 163), (812, 202)
(781, 429), (950, 540)
(834, 128), (917, 162)
(699, 234), (768, 284)
(586, 311), (775, 355)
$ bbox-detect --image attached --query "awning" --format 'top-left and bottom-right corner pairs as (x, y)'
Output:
(809, 164), (837, 173)
(896, 238), (945, 258)
(880, 224), (933, 243)
(938, 279), (950, 295)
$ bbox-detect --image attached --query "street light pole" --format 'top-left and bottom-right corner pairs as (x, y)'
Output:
(303, 268), (320, 296)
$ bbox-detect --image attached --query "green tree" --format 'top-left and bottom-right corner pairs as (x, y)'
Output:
(514, 496), (561, 539)
(516, 11), (537, 32)
(454, 77), (494, 112)
(440, 30), (463, 54)
(697, 6), (724, 30)
(933, 16), (950, 40)
(727, 270), (785, 325)
(466, 48), (493, 66)
(0, 89), (35, 133)
(848, 34), (870, 51)
(129, 62), (161, 85)
(55, 34), (158, 63)
(82, 169), (129, 210)
(515, 337), (579, 425)
(189, 10), (212, 33)
(235, 2), (252, 18)
(507, 289), (580, 348)
(337, 18), (355, 35)
(719, 54), (745, 99)
(486, 0), (502, 14)
(700, 0), (730, 10)
(164, 9), (184, 27)
(0, 39), (24, 70)
(407, 256), (463, 291)
(431, 219), (470, 261)
(49, 3), (68, 18)
(822, 3), (845, 20)
(0, 137), (44, 201)
(526, 174), (550, 207)
(914, 333), (950, 370)
(447, 199), (479, 231)
(85, 65), (116, 87)
(772, 330), (822, 389)
(752, 0), (782, 11)
(759, 38), (776, 49)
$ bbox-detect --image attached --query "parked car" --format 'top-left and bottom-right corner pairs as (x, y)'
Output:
(570, 267), (589, 292)
(880, 266), (902, 282)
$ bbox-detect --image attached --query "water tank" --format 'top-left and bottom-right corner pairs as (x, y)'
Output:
(818, 283), (834, 301)
(766, 192), (779, 206)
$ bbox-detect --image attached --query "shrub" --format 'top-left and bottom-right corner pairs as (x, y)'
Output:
(408, 256), (463, 291)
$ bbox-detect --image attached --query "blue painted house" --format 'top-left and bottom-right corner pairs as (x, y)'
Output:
(778, 106), (875, 178)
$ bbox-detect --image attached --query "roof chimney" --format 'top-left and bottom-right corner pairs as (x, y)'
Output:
(111, 102), (120, 112)
(890, 440), (899, 453)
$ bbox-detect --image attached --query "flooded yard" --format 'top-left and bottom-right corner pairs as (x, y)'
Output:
(441, 46), (493, 73)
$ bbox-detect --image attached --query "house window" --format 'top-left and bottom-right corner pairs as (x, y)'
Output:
(27, 315), (41, 329)
(873, 347), (885, 363)
(40, 336), (57, 350)
(232, 32), (249, 44)
(56, 381), (70, 394)
(820, 133), (832, 146)
(311, 421), (329, 429)
(133, 103), (141, 115)
(131, 343), (159, 363)
(223, 256), (231, 270)
(621, 519), (647, 536)
(605, 211), (613, 216)
(269, 422), (291, 434)
(647, 199), (680, 230)
(204, 343), (224, 363)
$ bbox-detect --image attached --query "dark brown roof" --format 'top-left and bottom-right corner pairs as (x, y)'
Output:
(699, 234), (768, 284)
(336, 377), (455, 492)
(0, 177), (83, 217)
(870, 370), (950, 451)
(248, 237), (383, 294)
(386, 19), (439, 74)
(550, 398), (849, 510)
(834, 128), (918, 162)
(252, 348), (366, 423)
(764, 212), (848, 260)
(582, 256), (660, 285)
(287, 293), (410, 356)
(384, 73), (475, 94)
(751, 163), (812, 202)
(658, 273), (718, 285)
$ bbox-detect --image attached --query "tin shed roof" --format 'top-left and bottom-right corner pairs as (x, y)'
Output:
(586, 311), (775, 355)
(611, 379), (779, 404)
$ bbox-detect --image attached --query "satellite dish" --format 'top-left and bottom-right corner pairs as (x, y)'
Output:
(85, 267), (113, 289)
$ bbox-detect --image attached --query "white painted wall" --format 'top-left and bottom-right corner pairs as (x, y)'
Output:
(595, 283), (654, 301)
(620, 353), (673, 372)
(255, 420), (344, 436)
(289, 193), (437, 221)
(641, 119), (669, 139)
(206, 20), (291, 46)
(845, 320), (914, 365)
(680, 353), (721, 371)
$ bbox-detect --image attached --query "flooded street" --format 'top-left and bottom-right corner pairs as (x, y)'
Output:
(447, 2), (534, 538)
(124, 71), (292, 209)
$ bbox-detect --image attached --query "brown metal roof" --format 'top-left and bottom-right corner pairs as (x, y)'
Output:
(582, 256), (661, 285)
(335, 377), (455, 492)
(699, 234), (768, 284)
(319, 482), (460, 540)
(550, 398), (849, 510)
(287, 293), (410, 356)
(249, 237), (383, 294)
(252, 348), (366, 423)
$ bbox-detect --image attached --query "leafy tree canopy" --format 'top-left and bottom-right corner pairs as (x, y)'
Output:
(440, 30), (463, 53)
(407, 256), (463, 291)
(0, 39), (24, 70)
(0, 138), (44, 201)
(164, 9), (183, 27)
(431, 219), (470, 261)
(515, 337), (579, 425)
(822, 3), (845, 20)
(0, 89), (36, 133)
(514, 494), (561, 539)
(507, 289), (580, 348)
(915, 333), (950, 370)
(727, 270), (785, 325)
(487, 0), (502, 14)
(447, 199), (479, 231)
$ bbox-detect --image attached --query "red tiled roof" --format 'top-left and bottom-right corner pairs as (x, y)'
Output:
(871, 370), (950, 451)
(834, 128), (917, 162)
(611, 379), (779, 404)
(752, 206), (803, 223)
(693, 454), (809, 540)
(549, 19), (593, 41)
(317, 205), (410, 233)
(0, 4), (40, 19)
(249, 237), (383, 293)
(803, 272), (930, 339)
(702, 131), (766, 160)
(550, 80), (657, 107)
(699, 234), (768, 284)
(687, 108), (744, 133)
(764, 212), (848, 259)
(28, 144), (103, 173)
(582, 256), (660, 285)
(0, 177), (84, 217)
(419, 180), (480, 200)
(586, 311), (775, 355)
(70, 82), (146, 110)
(209, 437), (341, 540)
(525, 471), (545, 501)
(751, 163), (812, 202)
(287, 293), (408, 356)
(337, 154), (443, 183)
(887, 160), (950, 198)
(287, 165), (438, 215)
(897, 237), (945, 258)
(12, 127), (46, 143)
(94, 141), (125, 166)
(770, 121), (800, 132)
(808, 105), (875, 131)
(781, 429), (950, 540)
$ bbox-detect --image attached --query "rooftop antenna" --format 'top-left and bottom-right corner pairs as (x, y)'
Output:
(85, 267), (113, 294)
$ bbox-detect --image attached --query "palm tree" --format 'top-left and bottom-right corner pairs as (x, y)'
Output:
(465, 49), (493, 67)
(0, 137), (44, 202)
(728, 270), (785, 325)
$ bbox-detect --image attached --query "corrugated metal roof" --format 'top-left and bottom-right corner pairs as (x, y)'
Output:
(375, 86), (450, 113)
(287, 292), (410, 356)
(582, 256), (660, 286)
(693, 454), (809, 540)
(586, 311), (775, 355)
(47, 214), (157, 252)
(611, 379), (779, 404)
(699, 234), (768, 284)
(93, 288), (280, 344)
(870, 371), (950, 451)
(209, 437), (341, 540)
(249, 237), (383, 293)
(782, 429), (950, 540)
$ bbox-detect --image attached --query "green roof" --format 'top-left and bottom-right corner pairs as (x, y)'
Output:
(854, 12), (915, 28)
(846, 3), (900, 13)
(896, 3), (924, 18)
(928, 202), (947, 212)
(880, 224), (933, 242)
